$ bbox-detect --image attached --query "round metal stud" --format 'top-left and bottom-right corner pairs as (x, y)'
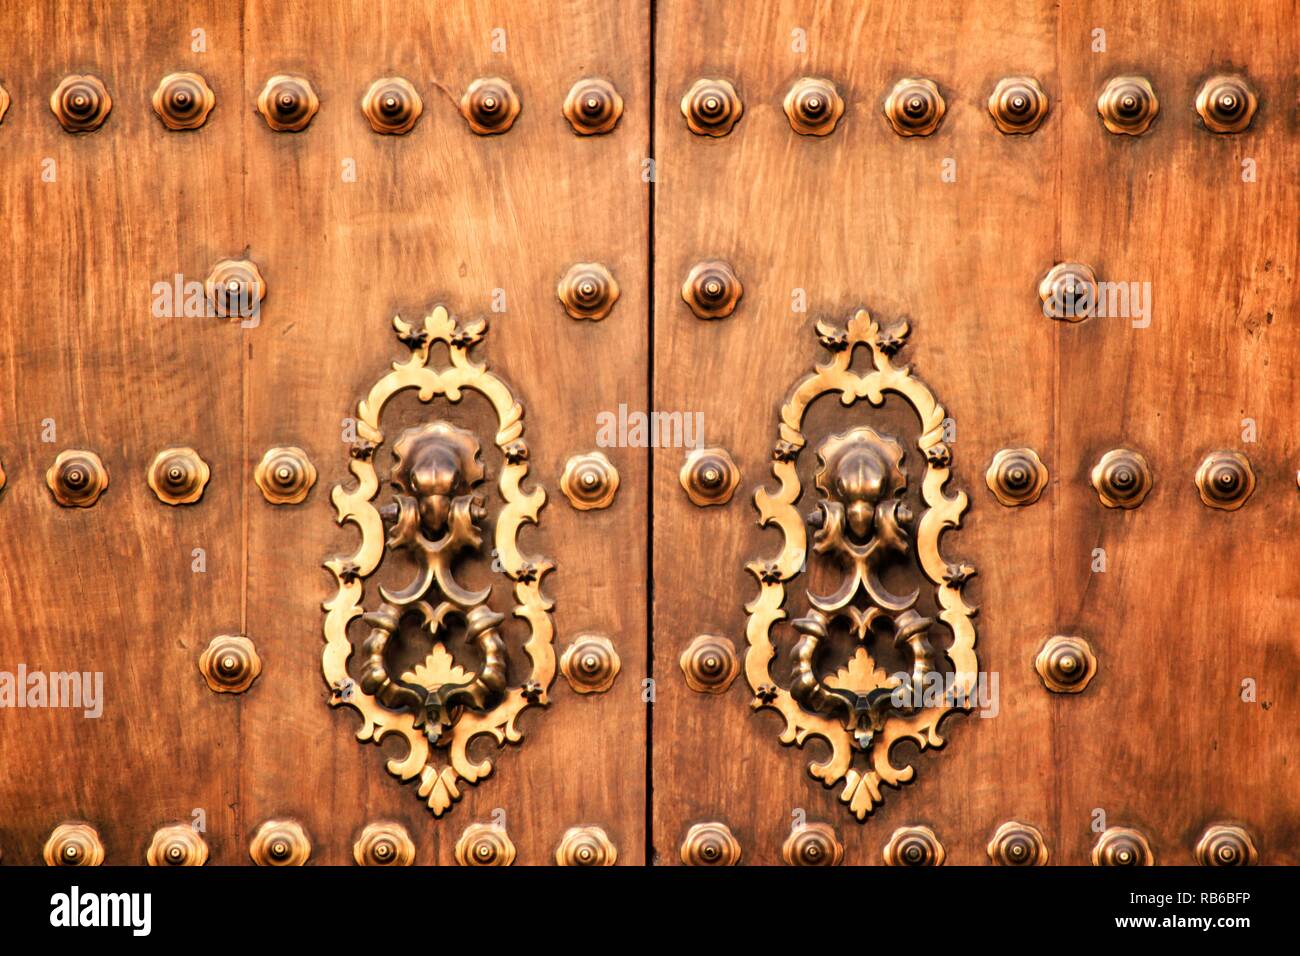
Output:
(147, 446), (211, 505)
(0, 84), (9, 126)
(1194, 824), (1258, 866)
(1196, 75), (1257, 134)
(563, 77), (623, 135)
(254, 445), (316, 505)
(1035, 635), (1096, 694)
(46, 449), (109, 508)
(680, 77), (743, 136)
(883, 825), (945, 866)
(679, 446), (739, 507)
(353, 822), (416, 866)
(1195, 451), (1255, 511)
(459, 76), (520, 135)
(454, 823), (515, 866)
(204, 257), (266, 321)
(557, 262), (620, 320)
(988, 76), (1049, 134)
(987, 821), (1049, 865)
(1092, 826), (1153, 866)
(782, 823), (844, 866)
(147, 824), (209, 866)
(249, 819), (311, 866)
(681, 259), (742, 319)
(560, 451), (619, 510)
(679, 634), (739, 694)
(986, 447), (1049, 507)
(50, 74), (112, 132)
(151, 72), (215, 130)
(680, 822), (740, 866)
(43, 823), (105, 867)
(1097, 75), (1158, 135)
(783, 77), (844, 136)
(1038, 261), (1097, 322)
(199, 634), (262, 694)
(883, 77), (945, 137)
(256, 74), (318, 132)
(361, 76), (423, 135)
(560, 635), (620, 694)
(555, 825), (618, 866)
(1090, 448), (1153, 509)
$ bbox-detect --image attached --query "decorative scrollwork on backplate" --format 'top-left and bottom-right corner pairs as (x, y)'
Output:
(745, 309), (977, 820)
(323, 308), (554, 817)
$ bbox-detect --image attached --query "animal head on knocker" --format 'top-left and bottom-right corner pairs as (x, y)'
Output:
(378, 421), (491, 609)
(806, 426), (918, 614)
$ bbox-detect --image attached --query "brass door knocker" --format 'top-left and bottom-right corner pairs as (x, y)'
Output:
(746, 309), (977, 819)
(324, 308), (554, 816)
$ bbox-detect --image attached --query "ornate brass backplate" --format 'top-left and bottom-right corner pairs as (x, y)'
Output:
(745, 309), (976, 820)
(323, 308), (554, 817)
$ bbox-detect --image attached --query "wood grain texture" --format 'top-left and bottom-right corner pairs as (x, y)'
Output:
(652, 0), (1296, 864)
(0, 0), (648, 865)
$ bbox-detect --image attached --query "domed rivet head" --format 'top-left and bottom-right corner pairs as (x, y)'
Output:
(147, 446), (211, 505)
(51, 74), (112, 132)
(1196, 75), (1257, 133)
(1090, 448), (1153, 509)
(558, 262), (620, 320)
(1092, 826), (1154, 866)
(560, 635), (620, 694)
(254, 446), (316, 505)
(563, 77), (623, 135)
(555, 825), (618, 866)
(43, 823), (105, 867)
(682, 259), (742, 319)
(679, 634), (739, 694)
(987, 821), (1049, 865)
(782, 822), (844, 866)
(353, 822), (416, 866)
(152, 72), (216, 130)
(361, 76), (422, 134)
(680, 447), (739, 507)
(46, 450), (109, 507)
(883, 77), (945, 136)
(454, 822), (516, 866)
(249, 819), (311, 866)
(146, 824), (209, 866)
(1035, 635), (1097, 694)
(0, 84), (10, 126)
(988, 76), (1049, 134)
(784, 77), (844, 136)
(1097, 75), (1158, 135)
(204, 257), (266, 321)
(560, 452), (619, 510)
(680, 822), (741, 866)
(883, 825), (945, 866)
(256, 74), (319, 131)
(460, 76), (520, 135)
(986, 447), (1049, 506)
(1194, 824), (1258, 866)
(1039, 261), (1098, 322)
(1195, 451), (1255, 511)
(199, 634), (262, 694)
(681, 78), (743, 136)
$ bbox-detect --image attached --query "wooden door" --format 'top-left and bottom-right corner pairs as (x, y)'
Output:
(652, 0), (1298, 866)
(0, 0), (648, 866)
(1, 0), (1295, 871)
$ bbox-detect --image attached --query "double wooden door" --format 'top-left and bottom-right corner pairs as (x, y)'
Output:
(0, 0), (1295, 866)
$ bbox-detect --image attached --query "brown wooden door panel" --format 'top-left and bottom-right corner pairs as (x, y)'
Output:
(1, 0), (1295, 868)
